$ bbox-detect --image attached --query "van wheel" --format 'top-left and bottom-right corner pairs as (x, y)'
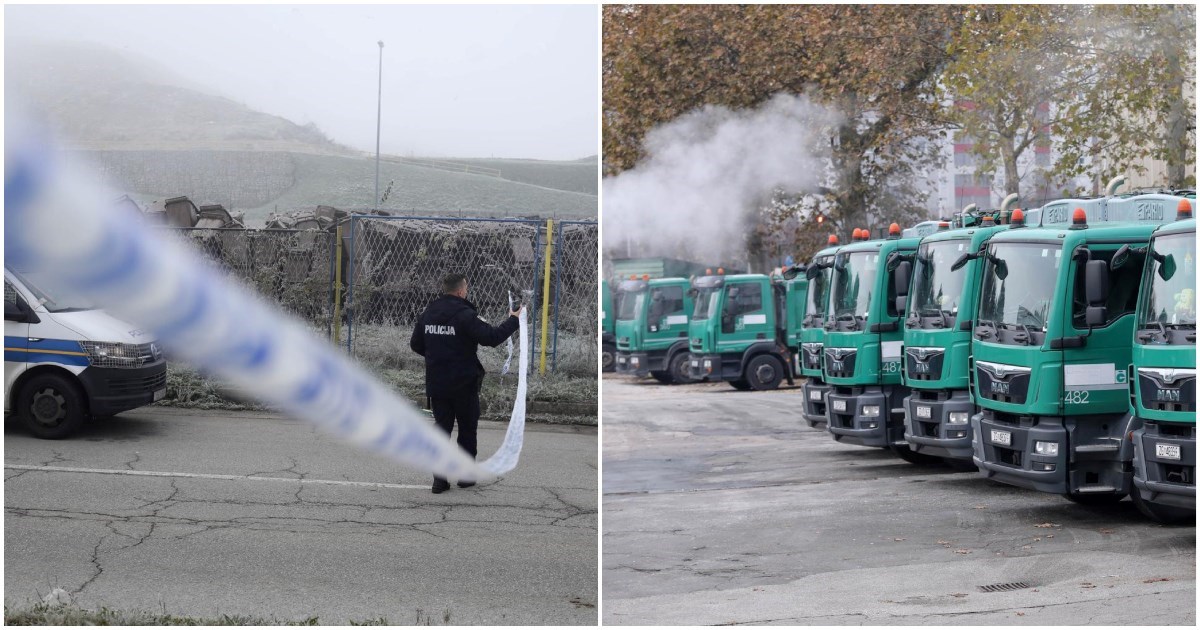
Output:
(669, 353), (694, 385)
(602, 343), (616, 373)
(1131, 491), (1194, 524)
(16, 373), (87, 439)
(745, 355), (784, 391)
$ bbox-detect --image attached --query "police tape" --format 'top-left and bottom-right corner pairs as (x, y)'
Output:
(5, 119), (527, 483)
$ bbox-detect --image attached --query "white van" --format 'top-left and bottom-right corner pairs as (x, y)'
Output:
(4, 266), (167, 438)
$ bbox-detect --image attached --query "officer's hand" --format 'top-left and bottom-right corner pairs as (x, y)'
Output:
(510, 306), (524, 318)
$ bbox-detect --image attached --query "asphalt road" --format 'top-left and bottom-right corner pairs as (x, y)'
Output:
(602, 376), (1196, 625)
(5, 406), (597, 625)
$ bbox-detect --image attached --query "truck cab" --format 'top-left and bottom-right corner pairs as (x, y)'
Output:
(902, 217), (1009, 463)
(1128, 213), (1195, 522)
(5, 265), (168, 438)
(614, 276), (695, 384)
(799, 239), (840, 428)
(687, 271), (807, 391)
(602, 279), (616, 372)
(822, 226), (933, 461)
(969, 192), (1194, 503)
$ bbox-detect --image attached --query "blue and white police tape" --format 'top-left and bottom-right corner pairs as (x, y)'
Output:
(4, 118), (528, 482)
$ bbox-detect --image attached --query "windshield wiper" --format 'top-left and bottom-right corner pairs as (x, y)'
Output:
(975, 319), (997, 339)
(836, 313), (861, 331)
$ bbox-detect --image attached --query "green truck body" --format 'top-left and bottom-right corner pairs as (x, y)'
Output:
(799, 244), (841, 428)
(1128, 216), (1195, 522)
(613, 277), (696, 383)
(822, 233), (928, 459)
(602, 279), (616, 372)
(686, 271), (807, 391)
(901, 221), (1009, 461)
(969, 192), (1195, 501)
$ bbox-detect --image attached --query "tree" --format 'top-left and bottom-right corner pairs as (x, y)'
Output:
(603, 4), (961, 260)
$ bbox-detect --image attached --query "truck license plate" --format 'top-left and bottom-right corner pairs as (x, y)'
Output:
(809, 389), (822, 401)
(153, 388), (166, 402)
(691, 360), (699, 368)
(916, 405), (931, 419)
(832, 399), (846, 412)
(1156, 443), (1181, 461)
(990, 429), (1011, 446)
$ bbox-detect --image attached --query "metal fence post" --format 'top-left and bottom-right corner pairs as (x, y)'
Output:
(332, 225), (344, 344)
(538, 219), (555, 375)
(551, 223), (563, 371)
(346, 216), (356, 355)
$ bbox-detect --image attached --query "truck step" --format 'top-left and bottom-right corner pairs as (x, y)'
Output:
(1074, 443), (1120, 453)
(1072, 485), (1119, 494)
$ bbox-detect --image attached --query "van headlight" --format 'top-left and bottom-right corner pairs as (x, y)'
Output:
(79, 341), (153, 368)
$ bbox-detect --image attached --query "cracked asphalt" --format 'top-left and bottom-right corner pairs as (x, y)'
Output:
(4, 406), (597, 624)
(602, 376), (1196, 625)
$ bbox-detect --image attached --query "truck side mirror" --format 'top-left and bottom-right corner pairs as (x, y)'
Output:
(805, 265), (822, 280)
(950, 252), (974, 272)
(782, 265), (804, 281)
(893, 261), (912, 298)
(1157, 253), (1177, 281)
(994, 259), (1008, 281)
(1085, 259), (1109, 327)
(1111, 244), (1131, 270)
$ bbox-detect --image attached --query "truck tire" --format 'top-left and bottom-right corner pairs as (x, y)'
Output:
(602, 343), (616, 373)
(650, 371), (674, 384)
(16, 373), (88, 439)
(889, 443), (944, 465)
(668, 353), (695, 385)
(730, 379), (753, 391)
(943, 458), (978, 472)
(745, 354), (784, 391)
(1131, 492), (1194, 524)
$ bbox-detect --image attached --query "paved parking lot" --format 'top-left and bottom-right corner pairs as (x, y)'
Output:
(602, 376), (1196, 625)
(5, 407), (597, 625)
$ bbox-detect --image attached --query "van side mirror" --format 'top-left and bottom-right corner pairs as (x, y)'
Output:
(1085, 259), (1109, 327)
(5, 300), (26, 322)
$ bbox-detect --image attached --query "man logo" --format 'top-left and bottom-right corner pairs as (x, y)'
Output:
(1156, 388), (1182, 403)
(991, 381), (1010, 395)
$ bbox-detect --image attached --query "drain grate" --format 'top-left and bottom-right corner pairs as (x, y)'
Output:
(977, 581), (1032, 593)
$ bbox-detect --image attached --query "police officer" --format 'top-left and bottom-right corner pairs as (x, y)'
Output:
(410, 273), (521, 493)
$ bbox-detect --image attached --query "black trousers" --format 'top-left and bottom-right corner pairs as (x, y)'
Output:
(430, 380), (481, 479)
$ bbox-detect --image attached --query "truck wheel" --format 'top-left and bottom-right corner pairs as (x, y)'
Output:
(889, 443), (944, 465)
(669, 353), (695, 385)
(650, 371), (674, 384)
(745, 355), (784, 391)
(602, 344), (616, 373)
(730, 379), (753, 391)
(1131, 492), (1194, 524)
(944, 458), (978, 472)
(1063, 491), (1127, 505)
(16, 373), (88, 439)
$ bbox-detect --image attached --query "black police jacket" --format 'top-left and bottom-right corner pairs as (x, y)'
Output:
(410, 295), (519, 398)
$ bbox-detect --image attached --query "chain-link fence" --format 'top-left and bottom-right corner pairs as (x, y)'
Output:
(163, 227), (335, 330)
(552, 221), (599, 377)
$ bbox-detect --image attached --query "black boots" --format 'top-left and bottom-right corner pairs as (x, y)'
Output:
(457, 480), (476, 488)
(432, 477), (451, 494)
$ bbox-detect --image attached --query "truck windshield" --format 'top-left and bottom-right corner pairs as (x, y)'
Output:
(911, 240), (969, 317)
(694, 287), (720, 320)
(978, 242), (1061, 329)
(616, 291), (644, 321)
(1140, 231), (1196, 328)
(7, 269), (96, 313)
(828, 252), (879, 320)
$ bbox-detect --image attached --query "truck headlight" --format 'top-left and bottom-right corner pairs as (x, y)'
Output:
(947, 412), (969, 425)
(862, 405), (880, 417)
(631, 357), (640, 366)
(1034, 441), (1059, 456)
(703, 359), (711, 368)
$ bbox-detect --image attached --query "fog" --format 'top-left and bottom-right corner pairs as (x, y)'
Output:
(4, 4), (598, 160)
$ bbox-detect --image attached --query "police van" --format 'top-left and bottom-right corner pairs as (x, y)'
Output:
(4, 266), (167, 438)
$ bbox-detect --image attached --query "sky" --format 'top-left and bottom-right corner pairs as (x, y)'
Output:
(4, 4), (599, 160)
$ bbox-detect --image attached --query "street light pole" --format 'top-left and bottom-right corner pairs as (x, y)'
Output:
(374, 40), (384, 212)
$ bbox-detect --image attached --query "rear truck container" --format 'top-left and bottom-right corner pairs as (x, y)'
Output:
(822, 225), (940, 464)
(5, 265), (167, 439)
(1128, 212), (1195, 523)
(686, 268), (807, 391)
(900, 198), (1015, 465)
(799, 237), (842, 428)
(602, 279), (617, 372)
(969, 184), (1195, 504)
(614, 276), (696, 384)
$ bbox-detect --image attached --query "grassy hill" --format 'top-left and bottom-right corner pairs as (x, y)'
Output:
(441, 157), (598, 195)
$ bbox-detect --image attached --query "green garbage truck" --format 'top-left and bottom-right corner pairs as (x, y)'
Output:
(969, 187), (1195, 503)
(1128, 206), (1195, 522)
(686, 268), (807, 391)
(602, 279), (617, 372)
(822, 223), (940, 463)
(613, 276), (696, 384)
(799, 236), (842, 428)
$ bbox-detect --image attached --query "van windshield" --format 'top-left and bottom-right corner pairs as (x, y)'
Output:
(7, 269), (96, 313)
